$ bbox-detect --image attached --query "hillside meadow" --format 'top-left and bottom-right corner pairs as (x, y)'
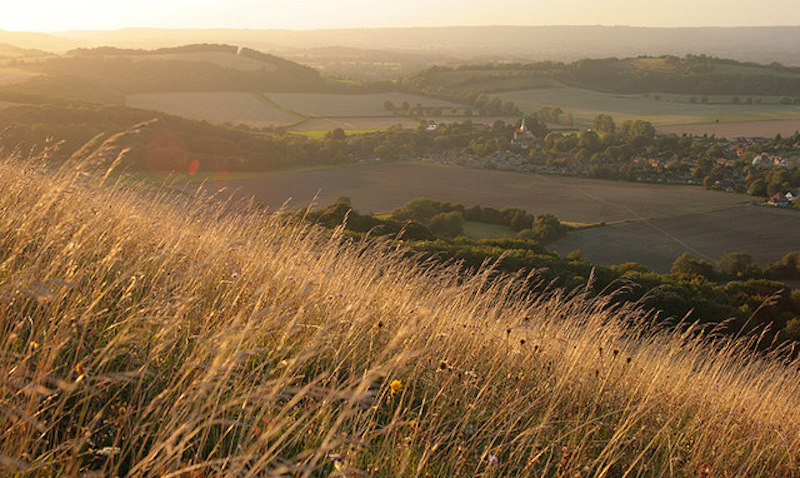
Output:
(2, 137), (800, 475)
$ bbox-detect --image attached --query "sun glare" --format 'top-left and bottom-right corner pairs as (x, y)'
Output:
(2, 0), (799, 31)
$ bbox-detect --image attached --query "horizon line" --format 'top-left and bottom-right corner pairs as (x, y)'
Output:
(3, 24), (800, 35)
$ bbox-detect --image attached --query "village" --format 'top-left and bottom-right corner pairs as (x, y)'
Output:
(416, 119), (800, 207)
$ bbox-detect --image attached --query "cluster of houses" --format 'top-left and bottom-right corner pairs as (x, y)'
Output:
(751, 152), (793, 168)
(768, 190), (799, 207)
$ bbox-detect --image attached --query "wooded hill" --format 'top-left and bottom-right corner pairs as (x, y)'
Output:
(402, 55), (800, 100)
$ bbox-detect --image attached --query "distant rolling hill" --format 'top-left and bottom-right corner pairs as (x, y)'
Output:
(0, 29), (79, 53)
(0, 44), (326, 103)
(0, 42), (49, 59)
(49, 26), (800, 66)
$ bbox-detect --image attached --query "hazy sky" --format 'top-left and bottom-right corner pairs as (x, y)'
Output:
(3, 0), (799, 31)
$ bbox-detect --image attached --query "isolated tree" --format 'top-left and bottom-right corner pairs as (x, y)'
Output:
(383, 100), (396, 111)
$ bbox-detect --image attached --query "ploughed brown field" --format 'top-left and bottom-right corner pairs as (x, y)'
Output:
(658, 119), (800, 138)
(187, 161), (749, 223)
(174, 161), (800, 269)
(551, 205), (800, 272)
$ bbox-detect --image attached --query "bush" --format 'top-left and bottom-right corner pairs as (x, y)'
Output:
(428, 211), (464, 238)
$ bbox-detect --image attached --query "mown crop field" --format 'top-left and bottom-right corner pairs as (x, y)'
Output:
(265, 92), (461, 117)
(126, 92), (301, 127)
(551, 205), (800, 272)
(498, 88), (800, 131)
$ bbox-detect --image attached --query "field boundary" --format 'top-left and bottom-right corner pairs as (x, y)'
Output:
(255, 93), (308, 120)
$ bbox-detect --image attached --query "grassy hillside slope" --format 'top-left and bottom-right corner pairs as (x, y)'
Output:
(1, 143), (800, 475)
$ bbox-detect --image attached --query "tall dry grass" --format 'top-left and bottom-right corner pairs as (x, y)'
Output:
(1, 142), (799, 476)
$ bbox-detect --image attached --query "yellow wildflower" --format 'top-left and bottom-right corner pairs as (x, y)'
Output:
(390, 379), (403, 394)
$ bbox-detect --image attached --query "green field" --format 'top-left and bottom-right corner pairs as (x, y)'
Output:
(498, 88), (800, 127)
(463, 221), (515, 239)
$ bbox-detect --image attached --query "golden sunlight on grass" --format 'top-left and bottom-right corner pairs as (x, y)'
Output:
(1, 138), (799, 475)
